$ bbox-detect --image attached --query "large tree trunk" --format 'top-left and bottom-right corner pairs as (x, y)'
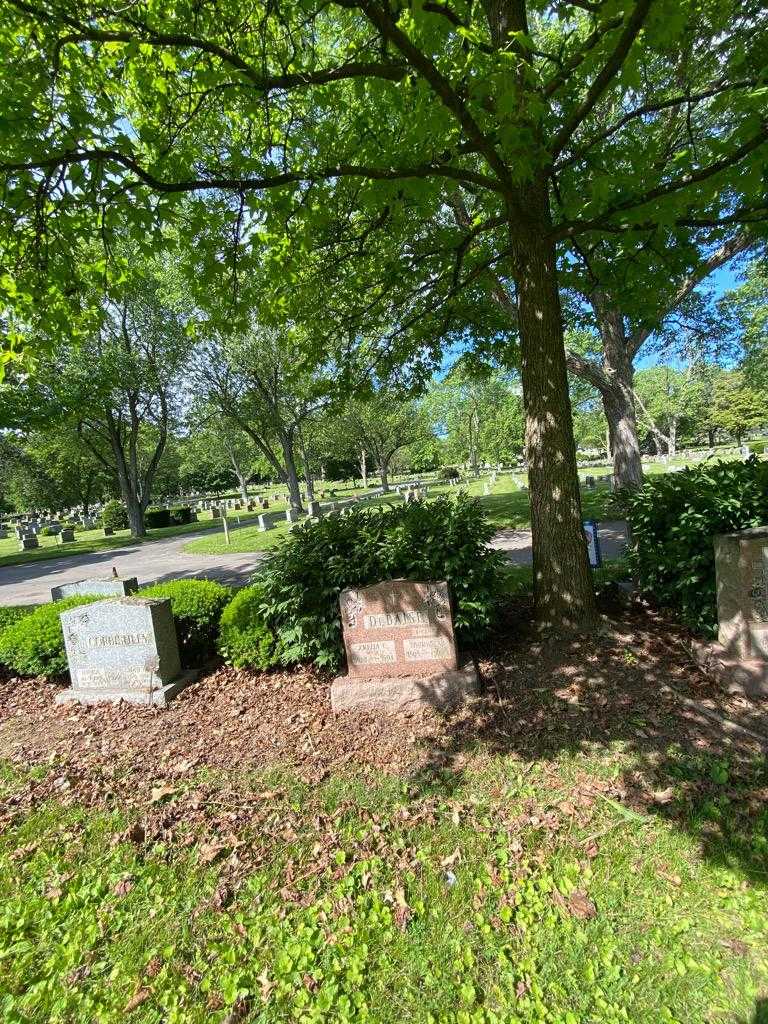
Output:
(668, 418), (677, 457)
(281, 434), (304, 513)
(379, 458), (390, 493)
(125, 494), (145, 537)
(234, 470), (249, 504)
(594, 299), (644, 489)
(359, 449), (368, 489)
(511, 209), (596, 631)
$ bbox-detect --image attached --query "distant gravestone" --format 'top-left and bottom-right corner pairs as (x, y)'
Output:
(18, 536), (39, 550)
(56, 597), (193, 706)
(257, 514), (274, 531)
(57, 528), (75, 544)
(285, 508), (299, 523)
(331, 579), (479, 712)
(0, 526), (7, 540)
(51, 576), (139, 602)
(103, 526), (114, 536)
(308, 499), (323, 518)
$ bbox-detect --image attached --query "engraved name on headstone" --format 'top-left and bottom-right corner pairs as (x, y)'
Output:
(340, 579), (458, 678)
(57, 597), (190, 706)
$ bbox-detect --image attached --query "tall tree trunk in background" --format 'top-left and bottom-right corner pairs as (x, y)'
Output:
(668, 418), (678, 457)
(280, 434), (304, 513)
(510, 203), (596, 631)
(379, 457), (390, 493)
(297, 427), (315, 501)
(593, 298), (644, 489)
(359, 449), (368, 489)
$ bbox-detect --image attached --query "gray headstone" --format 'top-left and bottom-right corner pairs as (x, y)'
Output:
(103, 527), (114, 536)
(257, 514), (274, 531)
(57, 528), (75, 544)
(56, 597), (191, 706)
(19, 536), (39, 550)
(308, 500), (323, 518)
(51, 576), (139, 602)
(285, 508), (299, 523)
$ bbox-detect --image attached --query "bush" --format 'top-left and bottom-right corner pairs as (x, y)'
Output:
(218, 585), (276, 669)
(40, 526), (57, 536)
(0, 605), (36, 636)
(620, 457), (768, 634)
(139, 579), (231, 666)
(439, 466), (460, 480)
(145, 508), (171, 529)
(101, 500), (129, 531)
(0, 597), (100, 677)
(169, 506), (192, 526)
(259, 493), (505, 669)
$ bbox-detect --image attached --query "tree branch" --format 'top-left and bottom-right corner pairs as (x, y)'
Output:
(550, 0), (654, 160)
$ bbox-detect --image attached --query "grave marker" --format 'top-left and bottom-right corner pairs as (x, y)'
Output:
(56, 597), (194, 706)
(331, 579), (479, 712)
(51, 576), (139, 601)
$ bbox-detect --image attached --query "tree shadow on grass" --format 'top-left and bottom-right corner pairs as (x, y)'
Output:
(411, 598), (768, 885)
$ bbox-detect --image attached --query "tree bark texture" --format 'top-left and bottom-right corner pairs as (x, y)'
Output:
(510, 206), (596, 631)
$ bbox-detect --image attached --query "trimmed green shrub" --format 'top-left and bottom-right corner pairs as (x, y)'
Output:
(101, 500), (128, 531)
(139, 579), (231, 666)
(0, 605), (37, 636)
(169, 506), (192, 526)
(259, 493), (505, 669)
(145, 508), (172, 528)
(218, 585), (276, 669)
(0, 596), (101, 677)
(439, 466), (460, 480)
(620, 457), (768, 633)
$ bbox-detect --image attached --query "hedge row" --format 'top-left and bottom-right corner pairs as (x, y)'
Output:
(0, 495), (503, 678)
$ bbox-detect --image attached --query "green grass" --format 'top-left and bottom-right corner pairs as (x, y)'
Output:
(0, 483), (386, 569)
(1, 748), (766, 1023)
(183, 476), (619, 557)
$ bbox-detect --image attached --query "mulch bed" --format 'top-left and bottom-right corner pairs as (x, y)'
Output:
(1, 601), (765, 876)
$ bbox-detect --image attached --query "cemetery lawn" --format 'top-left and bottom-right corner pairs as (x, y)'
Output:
(183, 477), (618, 557)
(2, 604), (767, 1023)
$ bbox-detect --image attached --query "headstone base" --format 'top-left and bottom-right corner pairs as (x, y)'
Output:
(331, 659), (479, 713)
(691, 640), (768, 699)
(55, 670), (197, 708)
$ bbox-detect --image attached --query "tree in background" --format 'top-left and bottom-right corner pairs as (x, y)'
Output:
(720, 257), (768, 392)
(2, 429), (111, 514)
(710, 371), (768, 446)
(4, 1), (767, 629)
(194, 327), (331, 514)
(333, 393), (431, 493)
(425, 363), (524, 474)
(633, 365), (711, 456)
(180, 406), (261, 503)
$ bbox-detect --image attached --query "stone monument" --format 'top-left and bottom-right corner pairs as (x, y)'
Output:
(331, 579), (479, 712)
(694, 526), (768, 697)
(56, 596), (193, 706)
(51, 576), (139, 602)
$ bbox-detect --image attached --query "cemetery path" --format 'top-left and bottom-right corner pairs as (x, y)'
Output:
(0, 524), (267, 605)
(0, 519), (630, 605)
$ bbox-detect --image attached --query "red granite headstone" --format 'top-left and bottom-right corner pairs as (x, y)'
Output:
(340, 579), (458, 678)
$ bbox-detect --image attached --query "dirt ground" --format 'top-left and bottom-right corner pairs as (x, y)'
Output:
(2, 599), (766, 878)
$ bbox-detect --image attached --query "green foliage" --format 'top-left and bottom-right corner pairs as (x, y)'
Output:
(40, 526), (57, 536)
(139, 580), (231, 667)
(218, 585), (276, 669)
(0, 605), (36, 636)
(260, 494), (505, 669)
(145, 508), (172, 528)
(621, 458), (768, 633)
(101, 499), (128, 531)
(748, 439), (767, 455)
(0, 596), (100, 677)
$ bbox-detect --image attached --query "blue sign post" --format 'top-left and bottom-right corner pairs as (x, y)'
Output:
(583, 519), (602, 568)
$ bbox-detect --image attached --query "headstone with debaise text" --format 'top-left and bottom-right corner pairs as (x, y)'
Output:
(332, 579), (477, 712)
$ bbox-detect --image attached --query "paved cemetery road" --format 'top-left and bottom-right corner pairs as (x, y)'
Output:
(0, 520), (630, 606)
